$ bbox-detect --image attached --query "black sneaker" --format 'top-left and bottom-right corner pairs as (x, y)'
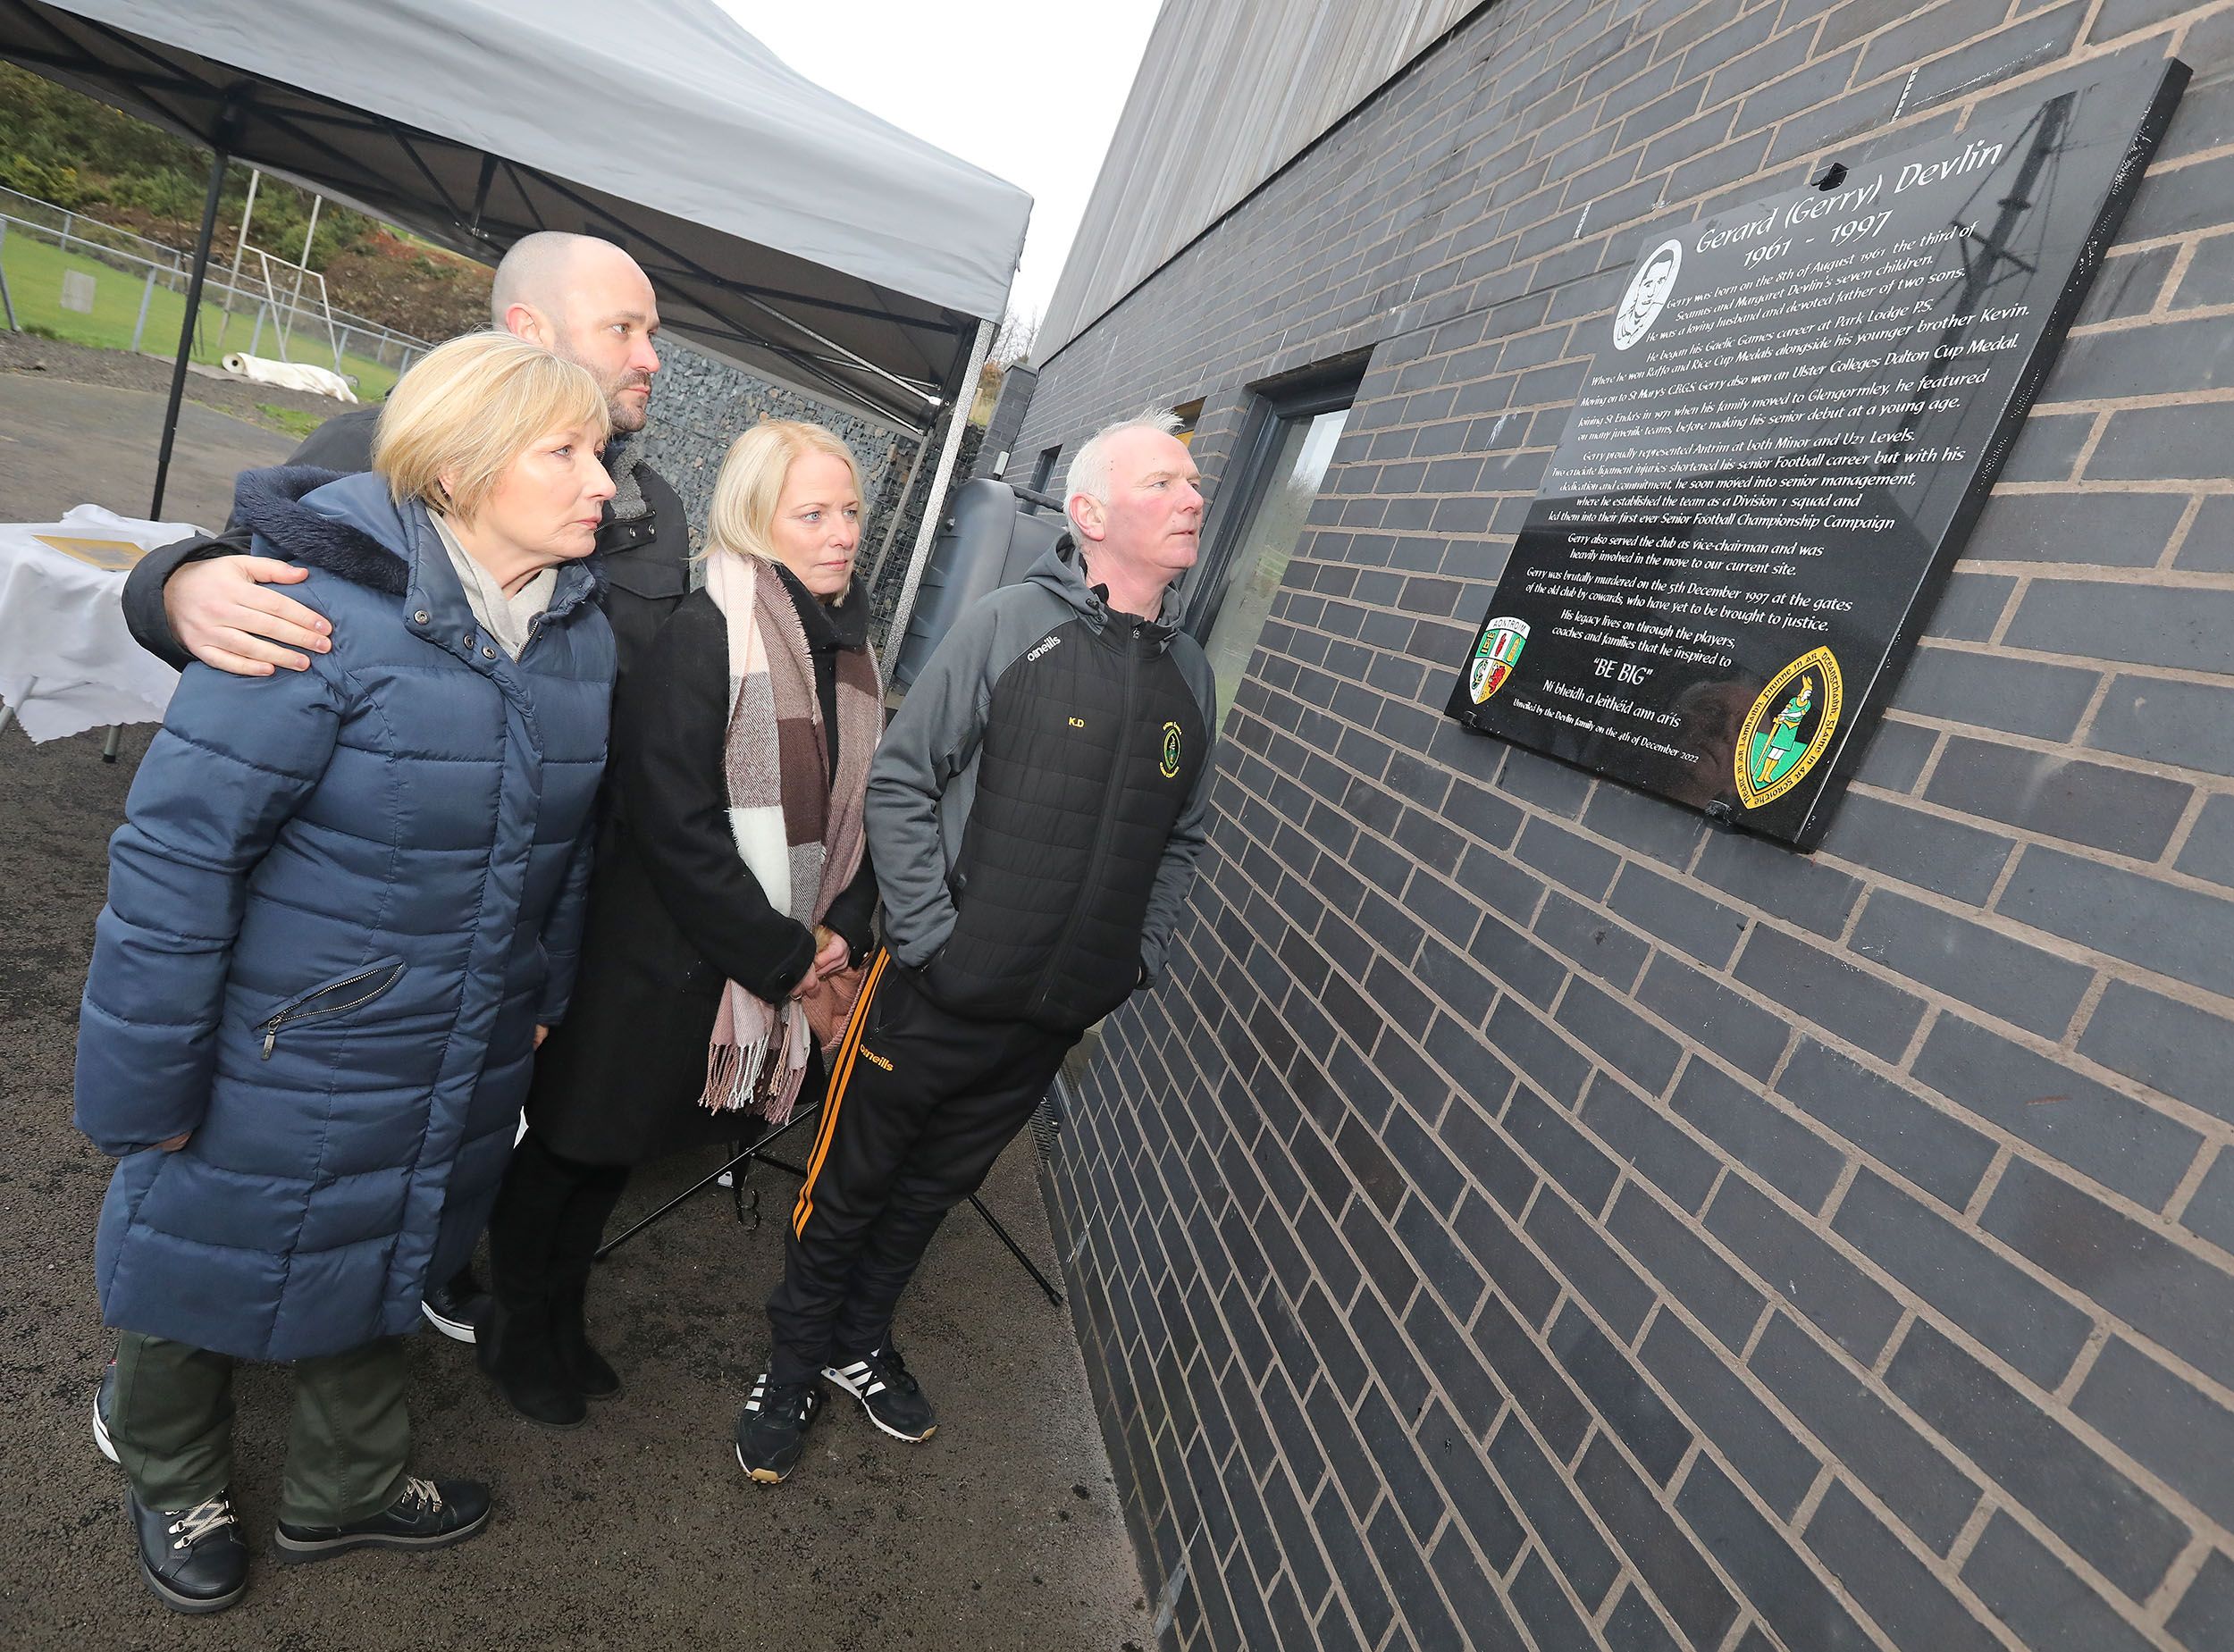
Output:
(421, 1266), (490, 1343)
(822, 1345), (938, 1442)
(128, 1488), (248, 1614)
(734, 1375), (823, 1484)
(94, 1357), (119, 1463)
(273, 1475), (491, 1564)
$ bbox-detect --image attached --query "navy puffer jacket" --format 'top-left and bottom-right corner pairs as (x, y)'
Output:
(75, 466), (613, 1363)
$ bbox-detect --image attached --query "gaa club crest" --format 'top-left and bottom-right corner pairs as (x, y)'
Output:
(1734, 646), (1843, 809)
(1468, 616), (1529, 704)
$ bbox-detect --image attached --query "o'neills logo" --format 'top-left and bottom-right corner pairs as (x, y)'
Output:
(1468, 616), (1529, 704)
(1734, 647), (1843, 809)
(1027, 633), (1063, 662)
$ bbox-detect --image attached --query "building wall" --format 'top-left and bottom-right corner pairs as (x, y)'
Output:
(1014, 2), (2234, 1649)
(1040, 0), (1476, 353)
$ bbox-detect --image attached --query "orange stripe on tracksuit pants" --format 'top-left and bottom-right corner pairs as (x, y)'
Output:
(767, 951), (1074, 1387)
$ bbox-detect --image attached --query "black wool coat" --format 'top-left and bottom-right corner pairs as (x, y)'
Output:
(523, 566), (878, 1166)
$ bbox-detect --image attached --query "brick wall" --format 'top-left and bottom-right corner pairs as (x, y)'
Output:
(1013, 2), (2234, 1648)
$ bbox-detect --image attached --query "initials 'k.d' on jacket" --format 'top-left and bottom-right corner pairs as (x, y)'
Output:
(868, 535), (1217, 1033)
(76, 466), (613, 1363)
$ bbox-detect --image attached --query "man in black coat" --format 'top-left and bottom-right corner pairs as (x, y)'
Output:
(114, 231), (689, 1342)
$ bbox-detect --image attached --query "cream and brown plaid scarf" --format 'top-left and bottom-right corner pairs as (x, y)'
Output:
(700, 549), (881, 1120)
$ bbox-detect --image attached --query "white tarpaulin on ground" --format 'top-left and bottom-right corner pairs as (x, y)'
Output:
(5, 0), (1032, 428)
(222, 353), (358, 403)
(0, 505), (189, 741)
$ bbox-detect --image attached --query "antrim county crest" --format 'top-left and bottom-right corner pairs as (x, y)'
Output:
(1468, 616), (1530, 704)
(1734, 647), (1843, 809)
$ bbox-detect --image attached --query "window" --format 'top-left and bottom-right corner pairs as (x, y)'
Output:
(1188, 387), (1353, 725)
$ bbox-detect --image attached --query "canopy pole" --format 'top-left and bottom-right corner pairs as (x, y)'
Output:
(884, 318), (994, 653)
(150, 93), (248, 522)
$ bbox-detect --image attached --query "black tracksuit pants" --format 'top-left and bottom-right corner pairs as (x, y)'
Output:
(767, 950), (1074, 1387)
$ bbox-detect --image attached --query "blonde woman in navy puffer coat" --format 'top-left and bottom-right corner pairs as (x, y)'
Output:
(74, 332), (614, 1615)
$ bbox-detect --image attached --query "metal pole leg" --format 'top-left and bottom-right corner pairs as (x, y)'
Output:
(592, 1103), (824, 1262)
(101, 724), (122, 763)
(0, 675), (35, 738)
(967, 1192), (1064, 1307)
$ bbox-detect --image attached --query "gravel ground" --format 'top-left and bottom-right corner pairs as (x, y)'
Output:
(0, 331), (350, 438)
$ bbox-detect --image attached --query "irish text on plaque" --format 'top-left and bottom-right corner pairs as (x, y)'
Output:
(1445, 62), (2188, 847)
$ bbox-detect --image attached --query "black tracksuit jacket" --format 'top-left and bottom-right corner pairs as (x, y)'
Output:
(866, 534), (1218, 1033)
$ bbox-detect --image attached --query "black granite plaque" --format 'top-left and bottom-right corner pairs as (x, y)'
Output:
(1444, 61), (2188, 848)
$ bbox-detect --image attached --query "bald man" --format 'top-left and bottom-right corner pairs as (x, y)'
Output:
(121, 231), (683, 694)
(112, 233), (687, 1348)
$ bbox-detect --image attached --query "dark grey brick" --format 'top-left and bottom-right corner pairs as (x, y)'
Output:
(1960, 1511), (2158, 1652)
(1886, 1321), (2189, 1600)
(1998, 408), (2091, 483)
(1776, 1037), (1995, 1211)
(1817, 791), (2014, 904)
(1572, 1432), (1740, 1651)
(1920, 571), (2017, 643)
(1311, 1483), (1394, 1643)
(2087, 398), (2234, 482)
(1548, 1304), (1692, 1483)
(2090, 673), (2234, 779)
(1912, 1013), (2204, 1207)
(1358, 1388), (1457, 1546)
(1803, 1480), (2006, 1652)
(1634, 952), (1792, 1078)
(1427, 1528), (1528, 1651)
(2079, 977), (2234, 1128)
(1670, 1057), (1845, 1212)
(1555, 976), (1682, 1096)
(1580, 782), (1707, 868)
(1487, 1412), (1620, 1607)
(2184, 1151), (2234, 1257)
(1733, 926), (1926, 1063)
(1601, 1583), (1682, 1652)
(1985, 1155), (2234, 1387)
(1526, 1186), (1657, 1338)
(1925, 737), (2194, 860)
(1606, 863), (1751, 968)
(1451, 1191), (1561, 1325)
(1749, 1312), (1983, 1556)
(1832, 1170), (2093, 1388)
(1533, 890), (1648, 990)
(1674, 1456), (1878, 1652)
(1707, 1177), (1902, 1363)
(1849, 887), (2094, 1038)
(2178, 495), (2234, 574)
(2074, 1336), (2234, 1532)
(2169, 1547), (2234, 1652)
(1513, 816), (1620, 900)
(1639, 1313), (1819, 1519)
(1607, 1182), (1766, 1353)
(1885, 644), (2100, 742)
(1474, 1292), (1592, 1455)
(1415, 1400), (1527, 1569)
(1963, 489), (2187, 567)
(1851, 716), (1938, 792)
(1508, 1549), (1594, 1652)
(2179, 794), (2234, 891)
(1504, 1086), (1618, 1213)
(1694, 829), (1861, 940)
(1499, 746), (1593, 818)
(2002, 843), (2234, 1002)
(1577, 1078), (1719, 1213)
(1486, 996), (1591, 1104)
(2004, 580), (2234, 676)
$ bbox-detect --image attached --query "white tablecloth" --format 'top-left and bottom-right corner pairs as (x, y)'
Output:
(0, 505), (197, 742)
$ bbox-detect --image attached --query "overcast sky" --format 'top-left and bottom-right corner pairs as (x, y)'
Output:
(716, 0), (1161, 337)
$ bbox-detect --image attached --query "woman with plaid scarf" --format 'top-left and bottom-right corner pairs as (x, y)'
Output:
(476, 421), (884, 1429)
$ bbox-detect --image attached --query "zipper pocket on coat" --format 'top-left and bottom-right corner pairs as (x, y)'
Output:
(258, 958), (407, 1059)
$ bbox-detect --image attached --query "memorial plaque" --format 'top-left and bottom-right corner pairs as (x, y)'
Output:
(1444, 62), (2188, 848)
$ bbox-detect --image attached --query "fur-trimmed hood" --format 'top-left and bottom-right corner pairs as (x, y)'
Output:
(231, 465), (604, 619)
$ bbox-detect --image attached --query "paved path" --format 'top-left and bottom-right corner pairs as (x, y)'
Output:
(0, 372), (298, 531)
